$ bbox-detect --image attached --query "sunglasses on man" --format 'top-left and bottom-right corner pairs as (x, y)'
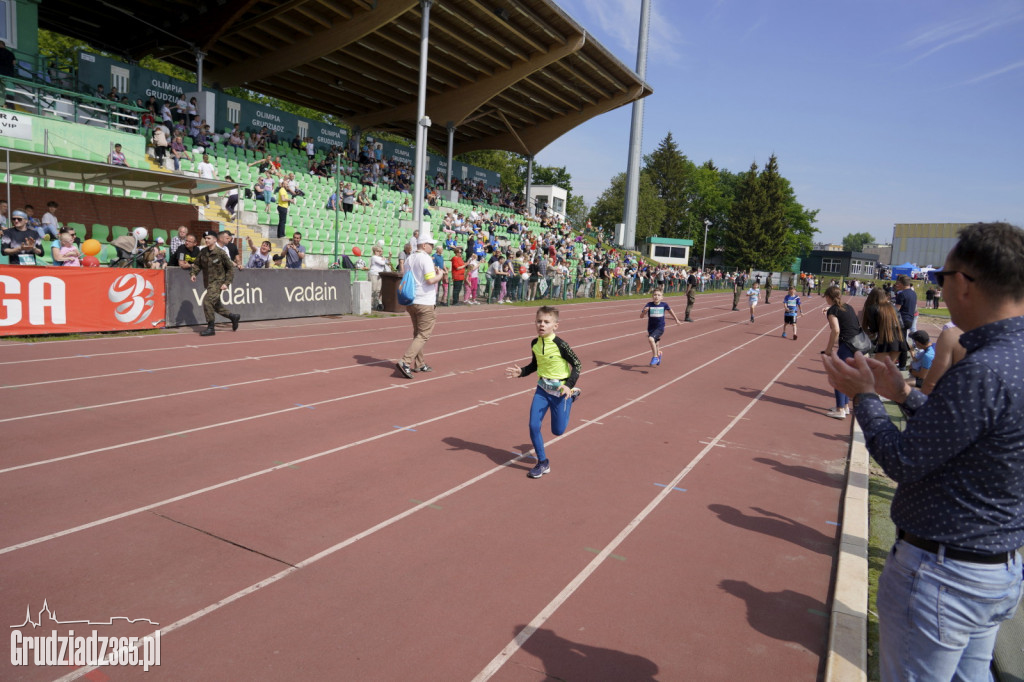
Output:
(930, 269), (976, 287)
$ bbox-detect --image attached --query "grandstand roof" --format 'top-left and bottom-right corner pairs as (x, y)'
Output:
(1, 150), (237, 198)
(38, 0), (652, 158)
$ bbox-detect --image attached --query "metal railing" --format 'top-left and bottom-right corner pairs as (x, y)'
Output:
(2, 76), (146, 135)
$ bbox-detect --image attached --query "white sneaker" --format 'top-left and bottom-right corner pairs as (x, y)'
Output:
(825, 409), (846, 420)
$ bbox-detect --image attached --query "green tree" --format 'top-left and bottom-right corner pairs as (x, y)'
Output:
(455, 150), (526, 194)
(643, 132), (695, 239)
(565, 194), (589, 231)
(589, 172), (666, 246)
(688, 163), (733, 267)
(725, 162), (770, 270)
(842, 232), (875, 252)
(757, 154), (796, 272)
(38, 30), (94, 74)
(531, 165), (573, 198)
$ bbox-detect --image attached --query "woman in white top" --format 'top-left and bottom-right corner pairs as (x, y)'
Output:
(369, 245), (389, 311)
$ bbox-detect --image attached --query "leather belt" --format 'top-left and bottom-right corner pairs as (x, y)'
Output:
(898, 529), (1013, 565)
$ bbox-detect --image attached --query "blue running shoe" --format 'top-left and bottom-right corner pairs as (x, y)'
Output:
(649, 356), (657, 366)
(652, 357), (661, 366)
(528, 460), (550, 478)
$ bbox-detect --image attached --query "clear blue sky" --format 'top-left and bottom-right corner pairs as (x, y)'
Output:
(538, 0), (1024, 245)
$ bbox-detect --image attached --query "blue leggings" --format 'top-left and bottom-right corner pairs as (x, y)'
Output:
(529, 386), (574, 462)
(834, 342), (854, 409)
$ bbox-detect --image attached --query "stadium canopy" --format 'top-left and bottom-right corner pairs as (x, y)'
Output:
(1, 149), (237, 197)
(37, 0), (653, 158)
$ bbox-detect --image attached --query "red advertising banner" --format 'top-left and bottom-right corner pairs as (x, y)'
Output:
(0, 266), (166, 336)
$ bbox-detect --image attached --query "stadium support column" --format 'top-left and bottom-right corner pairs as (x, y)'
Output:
(195, 50), (205, 92)
(525, 155), (534, 217)
(621, 0), (651, 252)
(412, 0), (434, 233)
(446, 122), (454, 196)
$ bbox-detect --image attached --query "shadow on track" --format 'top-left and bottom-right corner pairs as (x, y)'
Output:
(591, 359), (651, 374)
(722, 386), (822, 415)
(442, 437), (533, 469)
(708, 504), (837, 556)
(514, 625), (659, 681)
(718, 580), (829, 657)
(753, 457), (844, 489)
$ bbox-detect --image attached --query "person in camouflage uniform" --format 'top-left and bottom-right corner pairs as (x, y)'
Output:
(732, 271), (747, 311)
(190, 231), (240, 336)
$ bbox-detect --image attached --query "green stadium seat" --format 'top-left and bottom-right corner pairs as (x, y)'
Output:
(111, 225), (129, 239)
(90, 224), (110, 241)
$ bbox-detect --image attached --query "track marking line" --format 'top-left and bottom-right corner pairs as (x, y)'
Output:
(584, 547), (625, 561)
(1, 316), (706, 468)
(653, 484), (687, 492)
(0, 307), (659, 391)
(0, 299), (662, 367)
(31, 319), (822, 682)
(3, 300), (834, 559)
(470, 325), (831, 681)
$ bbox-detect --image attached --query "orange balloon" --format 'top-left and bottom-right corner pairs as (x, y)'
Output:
(82, 239), (102, 256)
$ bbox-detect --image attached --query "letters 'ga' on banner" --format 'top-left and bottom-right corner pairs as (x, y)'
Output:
(0, 266), (167, 336)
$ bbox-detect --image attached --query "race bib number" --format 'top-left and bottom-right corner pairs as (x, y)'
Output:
(648, 306), (665, 318)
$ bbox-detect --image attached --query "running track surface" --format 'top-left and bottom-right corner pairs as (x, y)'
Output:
(0, 293), (949, 681)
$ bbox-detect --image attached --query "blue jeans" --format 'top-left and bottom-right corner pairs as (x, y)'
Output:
(834, 342), (854, 409)
(878, 539), (1023, 682)
(528, 386), (573, 461)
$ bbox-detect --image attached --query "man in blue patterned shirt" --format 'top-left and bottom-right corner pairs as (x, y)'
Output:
(824, 221), (1024, 681)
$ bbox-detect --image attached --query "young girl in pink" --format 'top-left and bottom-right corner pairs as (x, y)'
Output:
(56, 231), (81, 266)
(465, 254), (480, 304)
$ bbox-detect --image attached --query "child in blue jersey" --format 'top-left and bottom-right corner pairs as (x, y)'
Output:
(640, 288), (681, 366)
(781, 285), (803, 339)
(746, 281), (761, 322)
(505, 306), (582, 478)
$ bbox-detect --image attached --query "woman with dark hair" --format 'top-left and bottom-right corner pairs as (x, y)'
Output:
(822, 285), (865, 419)
(861, 287), (904, 364)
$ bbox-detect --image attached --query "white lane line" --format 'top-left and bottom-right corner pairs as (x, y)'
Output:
(0, 308), (790, 553)
(0, 296), (673, 363)
(49, 300), (796, 682)
(470, 326), (831, 681)
(0, 316), (622, 423)
(0, 305), (647, 388)
(0, 300), (753, 422)
(0, 322), (654, 474)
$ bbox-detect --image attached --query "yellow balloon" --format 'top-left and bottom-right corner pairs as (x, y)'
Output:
(82, 239), (102, 256)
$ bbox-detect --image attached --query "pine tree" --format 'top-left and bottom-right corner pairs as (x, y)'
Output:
(725, 162), (769, 270)
(757, 154), (792, 271)
(643, 132), (695, 239)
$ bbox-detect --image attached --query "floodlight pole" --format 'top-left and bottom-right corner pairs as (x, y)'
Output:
(412, 0), (434, 234)
(702, 218), (711, 273)
(621, 0), (651, 251)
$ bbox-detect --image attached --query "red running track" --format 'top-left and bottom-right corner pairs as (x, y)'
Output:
(1, 293), (945, 681)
